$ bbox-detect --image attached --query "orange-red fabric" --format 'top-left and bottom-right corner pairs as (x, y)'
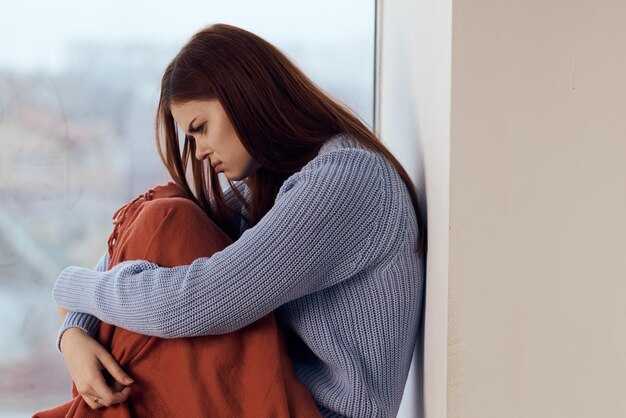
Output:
(35, 182), (320, 418)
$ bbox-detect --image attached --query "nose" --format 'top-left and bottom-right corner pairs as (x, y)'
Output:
(195, 150), (206, 161)
(195, 147), (212, 161)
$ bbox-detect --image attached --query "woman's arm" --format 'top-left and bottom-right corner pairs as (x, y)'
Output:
(56, 181), (249, 349)
(56, 250), (134, 410)
(54, 150), (389, 338)
(56, 251), (108, 352)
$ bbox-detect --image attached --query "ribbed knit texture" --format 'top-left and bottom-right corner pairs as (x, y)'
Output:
(54, 134), (425, 418)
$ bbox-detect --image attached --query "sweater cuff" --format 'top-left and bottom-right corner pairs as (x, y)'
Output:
(57, 311), (101, 353)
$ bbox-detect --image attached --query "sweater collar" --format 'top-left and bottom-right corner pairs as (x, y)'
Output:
(318, 133), (369, 155)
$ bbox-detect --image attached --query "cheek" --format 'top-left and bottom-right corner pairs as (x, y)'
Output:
(240, 148), (255, 165)
(244, 154), (261, 174)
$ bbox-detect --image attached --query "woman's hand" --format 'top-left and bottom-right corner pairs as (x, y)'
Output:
(60, 328), (134, 409)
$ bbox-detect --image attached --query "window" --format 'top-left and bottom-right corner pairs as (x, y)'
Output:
(0, 1), (374, 415)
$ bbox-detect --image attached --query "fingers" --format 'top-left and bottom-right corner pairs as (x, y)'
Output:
(98, 351), (135, 386)
(82, 388), (131, 410)
(89, 365), (134, 407)
(74, 380), (104, 410)
(61, 328), (134, 410)
(83, 348), (133, 408)
(78, 376), (132, 409)
(82, 393), (104, 410)
(87, 374), (121, 407)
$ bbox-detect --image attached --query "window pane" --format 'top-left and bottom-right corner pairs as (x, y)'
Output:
(0, 1), (375, 415)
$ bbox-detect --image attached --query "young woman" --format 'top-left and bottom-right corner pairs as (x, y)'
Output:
(52, 23), (426, 417)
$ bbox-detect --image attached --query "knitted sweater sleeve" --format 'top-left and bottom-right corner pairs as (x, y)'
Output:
(56, 251), (108, 352)
(55, 180), (250, 350)
(53, 150), (386, 338)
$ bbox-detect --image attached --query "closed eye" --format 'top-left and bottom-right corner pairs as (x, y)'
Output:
(189, 122), (206, 135)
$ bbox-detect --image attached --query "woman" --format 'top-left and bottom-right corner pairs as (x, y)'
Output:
(53, 23), (426, 417)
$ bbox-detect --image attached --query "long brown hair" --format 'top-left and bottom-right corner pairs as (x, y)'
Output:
(155, 23), (426, 255)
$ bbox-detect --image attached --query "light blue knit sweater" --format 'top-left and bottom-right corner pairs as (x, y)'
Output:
(54, 134), (425, 418)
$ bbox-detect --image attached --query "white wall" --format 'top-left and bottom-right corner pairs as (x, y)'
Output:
(378, 0), (626, 417)
(449, 1), (626, 417)
(376, 0), (451, 417)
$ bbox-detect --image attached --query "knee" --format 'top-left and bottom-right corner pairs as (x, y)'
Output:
(137, 196), (232, 250)
(137, 196), (228, 238)
(110, 193), (233, 265)
(139, 196), (205, 223)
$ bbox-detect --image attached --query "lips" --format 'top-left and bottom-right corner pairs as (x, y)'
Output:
(211, 161), (224, 172)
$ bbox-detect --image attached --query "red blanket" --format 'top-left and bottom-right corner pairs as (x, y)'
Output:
(35, 182), (320, 417)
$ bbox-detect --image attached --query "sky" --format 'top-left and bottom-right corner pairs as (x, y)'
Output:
(0, 0), (375, 73)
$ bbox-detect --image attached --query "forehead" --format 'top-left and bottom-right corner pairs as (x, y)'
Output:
(170, 99), (220, 122)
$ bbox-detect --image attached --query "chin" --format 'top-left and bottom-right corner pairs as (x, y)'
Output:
(224, 171), (243, 181)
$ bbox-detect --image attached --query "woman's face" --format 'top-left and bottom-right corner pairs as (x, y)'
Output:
(170, 99), (262, 181)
